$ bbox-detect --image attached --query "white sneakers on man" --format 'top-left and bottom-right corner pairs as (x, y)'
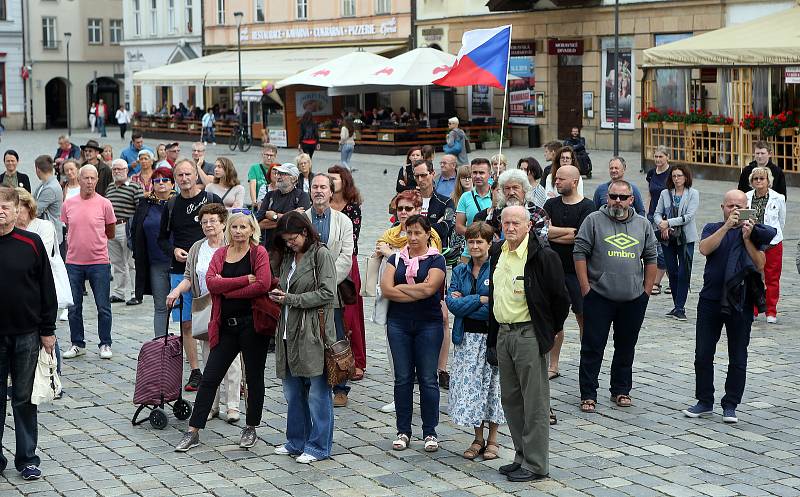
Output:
(99, 345), (113, 359)
(62, 345), (85, 359)
(380, 401), (395, 413)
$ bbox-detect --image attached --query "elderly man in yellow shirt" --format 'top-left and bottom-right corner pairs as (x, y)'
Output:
(486, 205), (569, 482)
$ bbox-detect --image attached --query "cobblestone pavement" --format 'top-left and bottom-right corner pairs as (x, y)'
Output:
(3, 129), (800, 497)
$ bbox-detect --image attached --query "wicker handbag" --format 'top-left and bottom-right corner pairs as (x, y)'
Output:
(312, 246), (355, 386)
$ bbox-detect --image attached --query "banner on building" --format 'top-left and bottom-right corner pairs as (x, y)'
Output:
(601, 48), (634, 130)
(508, 42), (536, 125)
(295, 91), (331, 116)
(469, 85), (493, 119)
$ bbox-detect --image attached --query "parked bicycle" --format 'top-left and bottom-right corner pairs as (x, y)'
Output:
(228, 122), (253, 152)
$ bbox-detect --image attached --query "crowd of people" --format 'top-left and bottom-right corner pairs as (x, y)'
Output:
(0, 127), (793, 483)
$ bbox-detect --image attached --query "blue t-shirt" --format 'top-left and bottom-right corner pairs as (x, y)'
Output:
(386, 253), (447, 322)
(456, 190), (493, 255)
(646, 167), (671, 218)
(144, 203), (170, 265)
(699, 222), (742, 301)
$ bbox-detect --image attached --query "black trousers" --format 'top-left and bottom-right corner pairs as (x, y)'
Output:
(579, 290), (649, 401)
(300, 143), (316, 158)
(119, 123), (127, 140)
(189, 316), (269, 429)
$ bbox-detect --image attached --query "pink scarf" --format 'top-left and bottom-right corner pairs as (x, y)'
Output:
(398, 246), (439, 285)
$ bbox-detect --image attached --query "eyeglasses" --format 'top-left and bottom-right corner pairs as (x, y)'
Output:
(396, 206), (416, 212)
(439, 161), (454, 166)
(282, 233), (302, 244)
(152, 178), (172, 184)
(231, 208), (252, 215)
(671, 173), (684, 178)
(608, 193), (632, 201)
(752, 177), (767, 181)
(200, 219), (220, 226)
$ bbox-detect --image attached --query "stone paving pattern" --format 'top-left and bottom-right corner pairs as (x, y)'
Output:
(2, 129), (800, 497)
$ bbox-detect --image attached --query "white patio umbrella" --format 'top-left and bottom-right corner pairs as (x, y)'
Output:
(275, 51), (390, 89)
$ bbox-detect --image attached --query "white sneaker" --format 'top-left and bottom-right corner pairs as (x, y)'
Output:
(296, 453), (319, 464)
(274, 445), (293, 456)
(63, 345), (85, 359)
(380, 401), (395, 413)
(767, 316), (777, 324)
(99, 345), (113, 359)
(59, 309), (69, 321)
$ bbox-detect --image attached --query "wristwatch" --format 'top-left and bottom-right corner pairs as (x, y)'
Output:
(271, 213), (279, 221)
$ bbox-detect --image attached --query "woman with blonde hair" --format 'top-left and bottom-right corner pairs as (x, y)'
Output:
(746, 166), (786, 323)
(62, 159), (81, 201)
(205, 157), (245, 209)
(295, 153), (314, 193)
(174, 210), (273, 452)
(490, 154), (507, 182)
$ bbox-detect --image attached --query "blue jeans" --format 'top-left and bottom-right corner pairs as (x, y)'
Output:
(663, 241), (694, 313)
(387, 318), (443, 438)
(340, 143), (354, 169)
(150, 262), (171, 337)
(695, 298), (752, 410)
(203, 126), (216, 143)
(0, 332), (41, 471)
(97, 116), (106, 136)
(67, 263), (112, 348)
(282, 370), (333, 460)
(333, 308), (350, 395)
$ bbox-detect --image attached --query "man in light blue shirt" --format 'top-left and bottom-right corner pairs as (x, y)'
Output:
(434, 154), (458, 199)
(593, 156), (646, 216)
(455, 158), (493, 257)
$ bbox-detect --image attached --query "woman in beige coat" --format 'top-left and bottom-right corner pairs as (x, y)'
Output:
(269, 211), (337, 464)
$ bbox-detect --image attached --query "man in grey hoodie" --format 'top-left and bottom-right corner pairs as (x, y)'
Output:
(443, 117), (469, 165)
(573, 180), (658, 413)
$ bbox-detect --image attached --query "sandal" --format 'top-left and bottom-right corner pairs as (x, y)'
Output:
(652, 284), (662, 295)
(424, 436), (439, 452)
(580, 399), (596, 413)
(548, 369), (561, 380)
(549, 408), (557, 425)
(611, 394), (632, 407)
(438, 370), (450, 390)
(483, 442), (499, 461)
(462, 439), (485, 460)
(392, 433), (410, 451)
(351, 368), (365, 381)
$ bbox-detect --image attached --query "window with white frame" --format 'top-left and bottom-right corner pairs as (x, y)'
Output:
(167, 0), (176, 32)
(133, 0), (142, 36)
(296, 0), (307, 20)
(110, 19), (123, 44)
(255, 0), (265, 22)
(342, 0), (355, 17)
(150, 0), (157, 35)
(88, 18), (103, 44)
(217, 0), (225, 24)
(185, 0), (193, 32)
(42, 17), (57, 49)
(375, 0), (390, 14)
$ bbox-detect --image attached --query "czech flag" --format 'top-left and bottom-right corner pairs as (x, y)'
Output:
(433, 25), (512, 89)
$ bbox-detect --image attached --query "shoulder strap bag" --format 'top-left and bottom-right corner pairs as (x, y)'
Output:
(311, 245), (355, 386)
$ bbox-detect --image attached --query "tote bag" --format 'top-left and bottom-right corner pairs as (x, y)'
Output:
(361, 255), (382, 297)
(49, 245), (73, 308)
(31, 348), (61, 405)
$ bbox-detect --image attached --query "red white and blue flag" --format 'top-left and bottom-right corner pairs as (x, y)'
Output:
(433, 25), (512, 89)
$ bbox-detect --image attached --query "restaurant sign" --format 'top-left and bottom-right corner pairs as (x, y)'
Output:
(785, 67), (800, 84)
(242, 18), (399, 43)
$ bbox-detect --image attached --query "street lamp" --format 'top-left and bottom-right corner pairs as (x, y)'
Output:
(613, 0), (619, 156)
(234, 11), (244, 132)
(64, 31), (72, 135)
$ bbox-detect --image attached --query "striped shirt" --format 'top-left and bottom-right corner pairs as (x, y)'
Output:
(106, 181), (144, 220)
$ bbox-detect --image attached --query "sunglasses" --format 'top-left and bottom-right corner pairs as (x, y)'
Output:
(152, 178), (172, 184)
(608, 194), (631, 201)
(231, 208), (253, 215)
(396, 206), (416, 212)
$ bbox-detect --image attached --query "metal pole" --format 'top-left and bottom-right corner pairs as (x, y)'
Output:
(613, 0), (619, 155)
(237, 24), (243, 130)
(66, 34), (72, 136)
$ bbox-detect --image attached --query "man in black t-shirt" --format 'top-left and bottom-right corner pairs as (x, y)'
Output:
(543, 165), (595, 379)
(158, 159), (222, 391)
(256, 163), (311, 251)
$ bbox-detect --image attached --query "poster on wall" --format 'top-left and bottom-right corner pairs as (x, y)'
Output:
(508, 42), (536, 124)
(601, 49), (635, 130)
(468, 85), (493, 119)
(295, 91), (331, 116)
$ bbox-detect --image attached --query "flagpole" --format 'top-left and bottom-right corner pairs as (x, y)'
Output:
(498, 25), (512, 157)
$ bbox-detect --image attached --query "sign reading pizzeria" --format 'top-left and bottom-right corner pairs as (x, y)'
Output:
(547, 39), (584, 56)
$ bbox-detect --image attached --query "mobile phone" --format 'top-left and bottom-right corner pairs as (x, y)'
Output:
(737, 209), (756, 221)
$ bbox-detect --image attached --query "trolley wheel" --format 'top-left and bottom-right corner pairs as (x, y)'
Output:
(173, 398), (193, 420)
(149, 408), (169, 429)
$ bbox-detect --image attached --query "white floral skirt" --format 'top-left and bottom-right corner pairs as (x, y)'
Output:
(448, 332), (506, 427)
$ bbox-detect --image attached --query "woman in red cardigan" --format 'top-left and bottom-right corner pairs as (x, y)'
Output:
(175, 210), (273, 452)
